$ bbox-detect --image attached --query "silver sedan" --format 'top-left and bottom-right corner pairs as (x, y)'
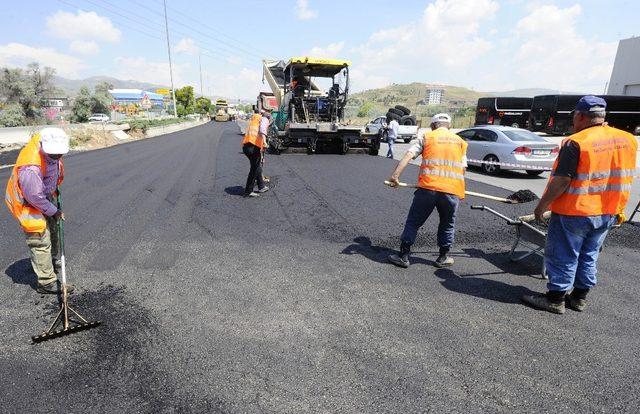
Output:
(456, 126), (559, 176)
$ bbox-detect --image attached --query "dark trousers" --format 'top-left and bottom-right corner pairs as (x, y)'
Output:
(243, 143), (265, 194)
(400, 188), (459, 250)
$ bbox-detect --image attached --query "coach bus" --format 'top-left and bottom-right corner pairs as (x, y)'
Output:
(474, 97), (533, 129)
(529, 94), (640, 135)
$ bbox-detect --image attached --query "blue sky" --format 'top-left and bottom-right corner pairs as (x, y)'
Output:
(0, 0), (637, 99)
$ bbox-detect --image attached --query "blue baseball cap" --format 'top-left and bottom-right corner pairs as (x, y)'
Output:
(575, 95), (607, 113)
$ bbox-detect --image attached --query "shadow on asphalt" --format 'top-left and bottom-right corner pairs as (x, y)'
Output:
(461, 247), (546, 279)
(434, 268), (537, 304)
(5, 258), (37, 290)
(341, 236), (393, 264)
(224, 186), (245, 196)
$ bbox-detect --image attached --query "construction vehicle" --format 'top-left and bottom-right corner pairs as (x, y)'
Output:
(214, 98), (230, 122)
(262, 57), (379, 154)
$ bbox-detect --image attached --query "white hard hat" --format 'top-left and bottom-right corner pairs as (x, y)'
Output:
(39, 127), (70, 155)
(431, 113), (452, 123)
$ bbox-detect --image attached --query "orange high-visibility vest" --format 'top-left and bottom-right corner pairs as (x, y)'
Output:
(242, 114), (264, 149)
(417, 128), (467, 199)
(5, 134), (64, 233)
(550, 125), (637, 216)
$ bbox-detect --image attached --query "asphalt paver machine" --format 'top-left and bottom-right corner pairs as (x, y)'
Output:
(262, 57), (378, 154)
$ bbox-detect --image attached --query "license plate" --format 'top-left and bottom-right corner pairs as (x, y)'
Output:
(532, 149), (550, 155)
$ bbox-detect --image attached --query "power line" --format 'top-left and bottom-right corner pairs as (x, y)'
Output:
(54, 0), (163, 40)
(107, 0), (267, 60)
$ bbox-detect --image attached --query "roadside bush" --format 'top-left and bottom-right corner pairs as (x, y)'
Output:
(0, 104), (27, 127)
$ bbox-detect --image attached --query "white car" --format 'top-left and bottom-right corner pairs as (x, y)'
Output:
(365, 116), (418, 143)
(88, 113), (109, 122)
(456, 126), (559, 176)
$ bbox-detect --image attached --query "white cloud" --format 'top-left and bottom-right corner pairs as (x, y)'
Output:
(174, 38), (199, 55)
(226, 55), (243, 65)
(511, 4), (617, 91)
(0, 42), (87, 78)
(113, 56), (189, 86)
(295, 0), (317, 20)
(308, 41), (345, 58)
(69, 40), (100, 55)
(207, 67), (263, 100)
(46, 10), (121, 43)
(350, 0), (498, 91)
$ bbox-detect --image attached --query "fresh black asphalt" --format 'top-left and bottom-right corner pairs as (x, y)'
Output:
(1, 122), (638, 413)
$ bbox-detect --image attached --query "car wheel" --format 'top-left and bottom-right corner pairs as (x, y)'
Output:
(526, 170), (544, 176)
(482, 154), (501, 175)
(511, 123), (519, 128)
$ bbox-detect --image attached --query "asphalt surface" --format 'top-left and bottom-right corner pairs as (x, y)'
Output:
(1, 121), (639, 413)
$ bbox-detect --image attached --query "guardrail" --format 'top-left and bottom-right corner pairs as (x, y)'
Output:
(0, 123), (131, 145)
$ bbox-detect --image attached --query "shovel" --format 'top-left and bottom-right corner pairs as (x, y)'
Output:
(383, 180), (522, 204)
(32, 188), (100, 343)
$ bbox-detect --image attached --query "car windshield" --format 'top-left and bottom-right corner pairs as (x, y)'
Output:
(502, 129), (547, 142)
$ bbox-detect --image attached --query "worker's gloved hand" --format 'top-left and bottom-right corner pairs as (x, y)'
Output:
(53, 210), (65, 221)
(387, 176), (400, 187)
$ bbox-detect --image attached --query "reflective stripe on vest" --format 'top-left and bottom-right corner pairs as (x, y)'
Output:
(574, 169), (637, 181)
(420, 168), (465, 180)
(421, 159), (466, 169)
(550, 125), (637, 216)
(417, 128), (467, 199)
(565, 183), (633, 195)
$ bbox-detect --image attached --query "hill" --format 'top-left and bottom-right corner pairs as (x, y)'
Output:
(53, 75), (169, 96)
(347, 83), (485, 126)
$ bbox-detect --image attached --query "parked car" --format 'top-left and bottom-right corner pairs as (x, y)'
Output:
(365, 116), (418, 143)
(456, 126), (559, 175)
(88, 113), (109, 122)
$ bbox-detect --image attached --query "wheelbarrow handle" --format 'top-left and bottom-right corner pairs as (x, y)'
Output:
(470, 204), (522, 225)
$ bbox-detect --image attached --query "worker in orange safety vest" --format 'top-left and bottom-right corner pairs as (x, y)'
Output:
(5, 128), (74, 294)
(241, 109), (269, 197)
(523, 96), (637, 314)
(387, 113), (468, 268)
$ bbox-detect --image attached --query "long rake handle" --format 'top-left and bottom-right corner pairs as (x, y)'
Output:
(383, 181), (517, 204)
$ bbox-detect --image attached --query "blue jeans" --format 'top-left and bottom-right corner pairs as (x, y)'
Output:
(400, 188), (459, 249)
(545, 214), (616, 292)
(386, 139), (394, 158)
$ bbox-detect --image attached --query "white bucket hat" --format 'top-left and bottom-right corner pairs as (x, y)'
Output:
(39, 127), (70, 155)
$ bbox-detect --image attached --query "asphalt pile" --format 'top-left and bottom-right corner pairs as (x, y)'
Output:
(507, 189), (539, 203)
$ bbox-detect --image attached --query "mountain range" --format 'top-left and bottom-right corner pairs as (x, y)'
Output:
(53, 75), (169, 96)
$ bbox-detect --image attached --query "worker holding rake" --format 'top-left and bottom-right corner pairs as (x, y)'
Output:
(387, 113), (468, 268)
(5, 128), (74, 295)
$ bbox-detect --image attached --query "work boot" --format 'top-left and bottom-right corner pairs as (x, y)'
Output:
(522, 291), (566, 314)
(435, 246), (454, 268)
(257, 186), (270, 194)
(36, 281), (75, 295)
(567, 288), (589, 312)
(388, 242), (410, 268)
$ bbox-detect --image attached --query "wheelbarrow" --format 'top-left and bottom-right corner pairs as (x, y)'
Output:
(471, 205), (548, 279)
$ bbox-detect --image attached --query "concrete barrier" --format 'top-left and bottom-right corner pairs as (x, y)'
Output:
(0, 123), (131, 145)
(145, 119), (208, 137)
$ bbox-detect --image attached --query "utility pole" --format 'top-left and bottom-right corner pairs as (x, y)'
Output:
(163, 0), (178, 118)
(199, 52), (204, 98)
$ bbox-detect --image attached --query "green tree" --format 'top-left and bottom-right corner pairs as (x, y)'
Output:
(175, 86), (194, 116)
(357, 101), (374, 118)
(0, 62), (58, 120)
(94, 81), (113, 97)
(0, 103), (27, 127)
(71, 86), (110, 122)
(195, 96), (211, 114)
